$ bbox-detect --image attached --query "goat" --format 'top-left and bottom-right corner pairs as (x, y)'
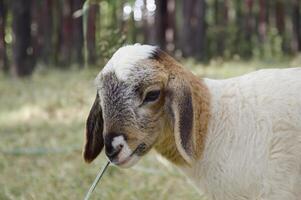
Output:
(83, 44), (301, 200)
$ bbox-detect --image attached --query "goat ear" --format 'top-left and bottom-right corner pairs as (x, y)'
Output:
(83, 94), (104, 163)
(167, 76), (194, 164)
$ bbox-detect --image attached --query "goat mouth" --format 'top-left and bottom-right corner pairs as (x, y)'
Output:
(113, 143), (147, 167)
(115, 154), (138, 167)
(133, 143), (147, 156)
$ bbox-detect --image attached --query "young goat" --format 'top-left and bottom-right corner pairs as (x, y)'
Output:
(83, 44), (301, 200)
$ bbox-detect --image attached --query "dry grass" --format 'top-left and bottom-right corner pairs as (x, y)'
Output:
(0, 59), (298, 200)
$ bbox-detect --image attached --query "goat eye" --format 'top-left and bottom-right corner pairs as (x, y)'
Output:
(143, 90), (161, 103)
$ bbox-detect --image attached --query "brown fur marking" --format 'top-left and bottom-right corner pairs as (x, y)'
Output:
(151, 50), (211, 165)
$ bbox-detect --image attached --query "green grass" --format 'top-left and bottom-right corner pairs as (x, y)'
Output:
(0, 59), (299, 200)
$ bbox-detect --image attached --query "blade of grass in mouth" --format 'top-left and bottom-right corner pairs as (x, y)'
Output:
(84, 161), (110, 200)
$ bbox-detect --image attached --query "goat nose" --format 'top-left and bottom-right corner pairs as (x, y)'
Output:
(106, 144), (123, 158)
(104, 133), (125, 159)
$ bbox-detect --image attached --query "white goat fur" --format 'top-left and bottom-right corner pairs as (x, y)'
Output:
(102, 45), (301, 200)
(102, 44), (156, 80)
(189, 69), (301, 199)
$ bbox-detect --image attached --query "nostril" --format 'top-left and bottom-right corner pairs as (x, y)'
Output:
(106, 146), (122, 158)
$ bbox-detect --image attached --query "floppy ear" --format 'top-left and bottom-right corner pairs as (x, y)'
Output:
(83, 94), (104, 163)
(167, 75), (194, 164)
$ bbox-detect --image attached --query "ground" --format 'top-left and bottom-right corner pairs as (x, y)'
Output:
(0, 58), (300, 200)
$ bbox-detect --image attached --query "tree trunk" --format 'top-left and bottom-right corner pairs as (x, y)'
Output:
(182, 0), (206, 59)
(215, 0), (225, 56)
(0, 0), (8, 73)
(11, 0), (35, 77)
(31, 0), (40, 63)
(155, 0), (167, 50)
(235, 0), (243, 55)
(60, 0), (73, 66)
(73, 0), (84, 65)
(182, 0), (194, 57)
(245, 0), (253, 38)
(244, 0), (254, 57)
(165, 0), (176, 54)
(146, 0), (157, 45)
(275, 0), (285, 35)
(258, 0), (267, 42)
(86, 4), (98, 65)
(142, 0), (149, 44)
(265, 0), (270, 25)
(41, 0), (53, 64)
(31, 0), (50, 65)
(128, 11), (137, 44)
(52, 0), (61, 65)
(292, 0), (301, 51)
(194, 0), (206, 60)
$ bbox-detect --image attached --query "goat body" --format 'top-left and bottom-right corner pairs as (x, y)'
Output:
(182, 68), (301, 200)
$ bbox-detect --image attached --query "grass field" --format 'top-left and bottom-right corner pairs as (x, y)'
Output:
(0, 59), (299, 200)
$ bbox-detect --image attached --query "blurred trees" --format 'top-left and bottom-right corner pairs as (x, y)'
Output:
(154, 0), (168, 50)
(86, 4), (98, 65)
(0, 0), (8, 73)
(33, 0), (53, 65)
(11, 0), (35, 77)
(0, 0), (301, 77)
(181, 0), (206, 59)
(292, 0), (301, 51)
